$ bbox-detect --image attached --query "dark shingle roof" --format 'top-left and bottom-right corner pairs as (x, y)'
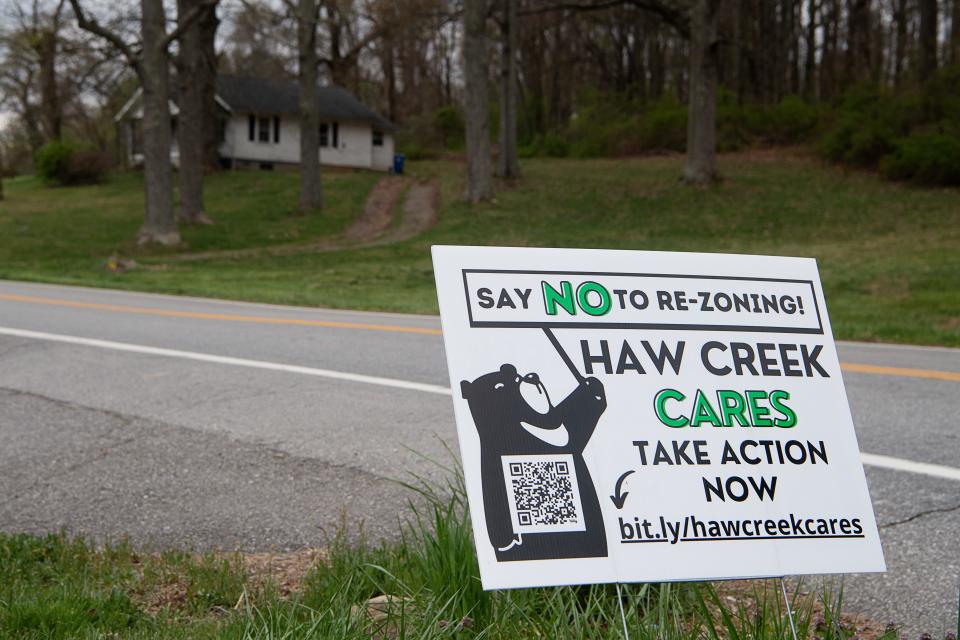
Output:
(216, 74), (395, 131)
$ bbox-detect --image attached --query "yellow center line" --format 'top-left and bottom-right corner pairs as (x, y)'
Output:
(1, 292), (957, 382)
(0, 293), (444, 336)
(839, 362), (960, 383)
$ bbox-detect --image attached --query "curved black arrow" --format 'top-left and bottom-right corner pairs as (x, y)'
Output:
(610, 470), (634, 509)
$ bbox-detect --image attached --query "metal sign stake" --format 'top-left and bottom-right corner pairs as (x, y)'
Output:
(779, 577), (799, 640)
(616, 583), (630, 640)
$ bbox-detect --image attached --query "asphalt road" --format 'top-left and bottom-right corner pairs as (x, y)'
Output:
(0, 280), (956, 634)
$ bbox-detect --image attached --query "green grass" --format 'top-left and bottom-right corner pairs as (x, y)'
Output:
(0, 468), (876, 640)
(1, 152), (958, 346)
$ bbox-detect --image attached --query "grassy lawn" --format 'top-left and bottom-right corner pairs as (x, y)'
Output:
(0, 477), (872, 640)
(1, 152), (958, 346)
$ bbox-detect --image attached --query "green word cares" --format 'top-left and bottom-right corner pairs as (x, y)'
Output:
(654, 388), (797, 428)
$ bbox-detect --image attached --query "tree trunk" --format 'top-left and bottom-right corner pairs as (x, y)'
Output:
(384, 41), (397, 122)
(789, 0), (801, 95)
(199, 4), (220, 170)
(952, 0), (960, 64)
(37, 29), (62, 141)
(463, 0), (493, 202)
(893, 0), (908, 88)
(803, 0), (817, 99)
(21, 85), (45, 152)
(297, 0), (322, 211)
(819, 0), (837, 98)
(918, 0), (937, 81)
(139, 0), (179, 245)
(497, 0), (520, 180)
(845, 0), (872, 84)
(683, 0), (721, 186)
(175, 0), (214, 225)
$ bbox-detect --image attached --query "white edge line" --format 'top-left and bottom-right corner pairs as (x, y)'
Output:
(861, 453), (960, 482)
(0, 326), (452, 396)
(5, 326), (960, 482)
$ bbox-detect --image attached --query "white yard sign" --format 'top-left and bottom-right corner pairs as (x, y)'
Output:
(432, 246), (885, 590)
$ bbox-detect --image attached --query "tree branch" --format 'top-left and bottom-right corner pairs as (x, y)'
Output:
(520, 0), (690, 38)
(68, 0), (139, 67)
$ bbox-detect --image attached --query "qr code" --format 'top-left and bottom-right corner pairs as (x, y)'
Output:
(501, 454), (586, 534)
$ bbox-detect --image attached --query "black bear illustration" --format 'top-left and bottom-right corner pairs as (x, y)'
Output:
(460, 363), (608, 561)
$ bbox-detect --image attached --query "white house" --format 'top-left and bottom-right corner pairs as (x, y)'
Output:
(116, 74), (396, 171)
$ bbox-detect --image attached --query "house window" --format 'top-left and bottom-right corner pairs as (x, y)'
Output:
(248, 115), (255, 141)
(320, 122), (340, 148)
(273, 116), (280, 143)
(372, 129), (384, 146)
(257, 117), (270, 142)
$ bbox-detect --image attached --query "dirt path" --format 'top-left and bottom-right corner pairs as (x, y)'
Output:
(160, 176), (438, 263)
(342, 176), (407, 243)
(373, 179), (440, 246)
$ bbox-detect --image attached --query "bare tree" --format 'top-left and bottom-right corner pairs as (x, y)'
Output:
(917, 0), (937, 81)
(683, 0), (722, 185)
(0, 39), (44, 151)
(295, 0), (323, 211)
(223, 0), (295, 79)
(0, 0), (70, 150)
(36, 0), (67, 141)
(199, 5), (220, 169)
(497, 0), (520, 179)
(463, 0), (494, 202)
(319, 0), (391, 90)
(952, 0), (960, 65)
(845, 0), (872, 84)
(175, 0), (218, 225)
(70, 0), (211, 244)
(803, 0), (817, 99)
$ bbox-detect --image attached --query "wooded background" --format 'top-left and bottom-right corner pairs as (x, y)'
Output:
(1, 0), (957, 240)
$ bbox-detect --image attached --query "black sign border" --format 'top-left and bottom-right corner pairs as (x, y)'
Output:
(461, 269), (824, 335)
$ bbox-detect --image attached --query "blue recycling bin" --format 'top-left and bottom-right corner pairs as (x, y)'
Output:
(393, 153), (406, 174)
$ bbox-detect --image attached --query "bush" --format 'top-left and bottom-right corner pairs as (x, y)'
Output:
(637, 97), (687, 151)
(397, 142), (437, 161)
(433, 105), (465, 149)
(34, 141), (73, 183)
(34, 141), (108, 186)
(820, 84), (922, 167)
(880, 132), (960, 186)
(540, 132), (572, 157)
(563, 91), (624, 157)
(766, 96), (820, 143)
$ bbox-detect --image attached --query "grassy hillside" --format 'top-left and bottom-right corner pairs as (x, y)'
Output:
(1, 152), (957, 346)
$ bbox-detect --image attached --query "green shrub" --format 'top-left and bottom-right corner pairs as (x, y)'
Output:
(433, 104), (465, 149)
(563, 91), (624, 157)
(538, 132), (571, 157)
(919, 64), (960, 123)
(880, 132), (960, 186)
(820, 84), (921, 167)
(34, 141), (73, 183)
(766, 95), (820, 143)
(638, 97), (687, 151)
(34, 141), (108, 186)
(397, 142), (436, 161)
